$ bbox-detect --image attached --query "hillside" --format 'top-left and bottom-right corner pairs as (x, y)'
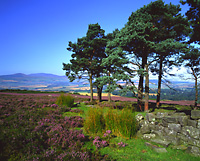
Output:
(0, 73), (86, 91)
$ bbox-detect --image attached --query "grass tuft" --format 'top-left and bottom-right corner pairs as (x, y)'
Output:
(56, 93), (74, 107)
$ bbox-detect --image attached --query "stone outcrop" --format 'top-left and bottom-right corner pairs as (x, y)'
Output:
(136, 110), (200, 157)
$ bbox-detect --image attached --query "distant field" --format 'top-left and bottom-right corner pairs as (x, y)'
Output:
(78, 92), (120, 97)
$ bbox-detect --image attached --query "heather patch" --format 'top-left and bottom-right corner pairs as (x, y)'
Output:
(0, 94), (109, 160)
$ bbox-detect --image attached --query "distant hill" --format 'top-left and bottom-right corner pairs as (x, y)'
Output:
(0, 73), (194, 92)
(0, 73), (83, 91)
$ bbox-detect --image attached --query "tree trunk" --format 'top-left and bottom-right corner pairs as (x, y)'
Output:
(195, 77), (198, 107)
(156, 56), (163, 108)
(144, 64), (149, 112)
(108, 72), (111, 102)
(137, 57), (146, 111)
(97, 86), (103, 102)
(191, 68), (198, 107)
(137, 76), (143, 111)
(108, 92), (111, 102)
(89, 74), (93, 102)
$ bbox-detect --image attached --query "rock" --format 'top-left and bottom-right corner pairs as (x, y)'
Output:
(178, 116), (189, 126)
(188, 119), (197, 128)
(145, 142), (167, 153)
(162, 116), (179, 127)
(136, 114), (144, 122)
(181, 126), (200, 139)
(187, 138), (200, 147)
(142, 134), (156, 140)
(177, 133), (189, 143)
(146, 113), (156, 122)
(156, 112), (168, 119)
(163, 135), (180, 146)
(151, 130), (165, 139)
(151, 139), (171, 147)
(168, 123), (182, 133)
(186, 146), (200, 157)
(197, 119), (200, 129)
(140, 120), (149, 127)
(139, 125), (151, 134)
(172, 112), (186, 116)
(191, 110), (200, 120)
(172, 145), (188, 150)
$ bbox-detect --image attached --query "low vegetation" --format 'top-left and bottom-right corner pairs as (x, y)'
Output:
(0, 93), (199, 160)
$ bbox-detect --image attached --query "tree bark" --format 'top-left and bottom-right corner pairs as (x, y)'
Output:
(137, 76), (143, 111)
(97, 86), (103, 102)
(89, 74), (93, 102)
(156, 56), (163, 108)
(108, 92), (111, 102)
(144, 64), (149, 112)
(137, 57), (146, 111)
(195, 77), (198, 107)
(191, 68), (198, 107)
(108, 72), (111, 102)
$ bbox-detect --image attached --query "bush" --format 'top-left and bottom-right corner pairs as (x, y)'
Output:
(56, 94), (74, 107)
(84, 107), (105, 134)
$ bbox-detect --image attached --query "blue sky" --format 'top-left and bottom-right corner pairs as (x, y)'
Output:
(0, 0), (191, 76)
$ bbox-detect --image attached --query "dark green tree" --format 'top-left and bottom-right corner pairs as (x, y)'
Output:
(138, 0), (191, 108)
(181, 47), (200, 107)
(101, 4), (157, 111)
(181, 0), (200, 44)
(63, 23), (107, 102)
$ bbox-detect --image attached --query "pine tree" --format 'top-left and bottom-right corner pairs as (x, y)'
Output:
(63, 23), (107, 102)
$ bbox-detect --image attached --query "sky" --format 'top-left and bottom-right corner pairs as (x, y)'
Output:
(0, 0), (193, 77)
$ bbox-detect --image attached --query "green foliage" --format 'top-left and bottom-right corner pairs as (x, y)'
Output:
(181, 0), (200, 44)
(84, 107), (137, 138)
(56, 94), (74, 107)
(84, 107), (105, 134)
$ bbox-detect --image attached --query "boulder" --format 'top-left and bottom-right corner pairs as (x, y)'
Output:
(191, 110), (200, 120)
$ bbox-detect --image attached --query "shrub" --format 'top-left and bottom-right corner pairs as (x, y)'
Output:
(56, 94), (74, 107)
(84, 107), (105, 134)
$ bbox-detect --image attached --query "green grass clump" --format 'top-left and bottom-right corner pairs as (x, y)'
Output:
(84, 107), (137, 138)
(84, 107), (105, 134)
(56, 94), (74, 107)
(104, 108), (137, 138)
